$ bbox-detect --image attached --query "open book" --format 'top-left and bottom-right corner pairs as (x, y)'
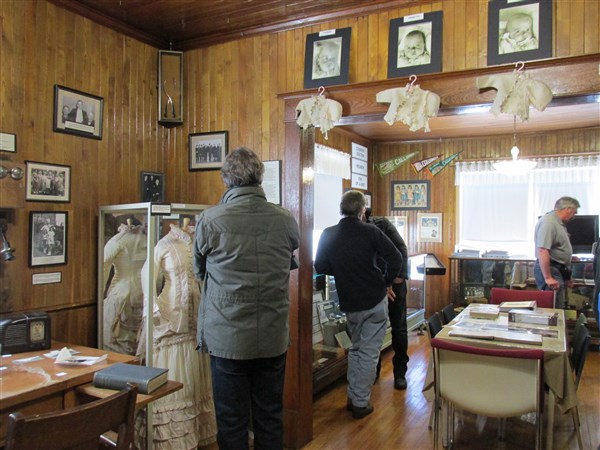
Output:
(448, 328), (543, 345)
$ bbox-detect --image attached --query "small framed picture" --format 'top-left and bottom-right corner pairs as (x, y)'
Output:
(391, 180), (431, 211)
(53, 85), (103, 140)
(304, 27), (352, 89)
(140, 171), (165, 202)
(0, 132), (16, 153)
(189, 131), (229, 171)
(386, 215), (408, 240)
(388, 11), (443, 79)
(263, 160), (282, 205)
(417, 212), (442, 243)
(25, 161), (71, 203)
(487, 0), (552, 66)
(364, 192), (372, 209)
(29, 211), (68, 267)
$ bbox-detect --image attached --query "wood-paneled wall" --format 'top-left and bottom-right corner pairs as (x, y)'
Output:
(1, 0), (598, 348)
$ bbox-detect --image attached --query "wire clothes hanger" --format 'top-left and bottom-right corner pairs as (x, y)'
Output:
(407, 74), (418, 93)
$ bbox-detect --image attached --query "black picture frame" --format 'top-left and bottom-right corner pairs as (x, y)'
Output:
(388, 11), (443, 79)
(53, 85), (103, 140)
(391, 180), (431, 211)
(29, 211), (68, 267)
(140, 171), (165, 202)
(304, 27), (352, 89)
(25, 161), (71, 203)
(487, 0), (552, 66)
(189, 131), (228, 171)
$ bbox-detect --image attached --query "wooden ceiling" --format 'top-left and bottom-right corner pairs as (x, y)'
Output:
(49, 0), (599, 143)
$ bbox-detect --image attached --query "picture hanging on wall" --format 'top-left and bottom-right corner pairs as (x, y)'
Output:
(53, 85), (103, 140)
(189, 131), (229, 171)
(29, 211), (68, 267)
(487, 0), (553, 66)
(304, 27), (352, 89)
(140, 171), (165, 202)
(25, 161), (71, 203)
(390, 180), (431, 211)
(388, 11), (443, 79)
(417, 212), (442, 243)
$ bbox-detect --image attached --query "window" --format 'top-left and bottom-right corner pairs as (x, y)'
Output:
(455, 155), (600, 257)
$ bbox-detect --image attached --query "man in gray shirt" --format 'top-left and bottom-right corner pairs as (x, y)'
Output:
(534, 196), (580, 308)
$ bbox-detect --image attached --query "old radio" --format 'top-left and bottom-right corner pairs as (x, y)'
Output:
(0, 311), (51, 354)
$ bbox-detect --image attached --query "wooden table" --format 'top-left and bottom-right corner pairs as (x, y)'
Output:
(423, 306), (577, 450)
(0, 341), (181, 446)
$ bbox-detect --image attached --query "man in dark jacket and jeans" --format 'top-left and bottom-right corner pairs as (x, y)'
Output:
(193, 147), (300, 450)
(365, 209), (410, 390)
(315, 190), (402, 419)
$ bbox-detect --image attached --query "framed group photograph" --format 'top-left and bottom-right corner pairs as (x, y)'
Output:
(189, 131), (228, 171)
(304, 27), (351, 89)
(487, 0), (552, 66)
(417, 212), (442, 243)
(25, 161), (71, 203)
(388, 11), (443, 79)
(53, 85), (104, 140)
(140, 171), (165, 202)
(29, 211), (68, 267)
(391, 180), (431, 211)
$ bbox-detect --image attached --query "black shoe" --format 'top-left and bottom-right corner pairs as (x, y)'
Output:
(394, 377), (407, 390)
(346, 398), (353, 411)
(352, 402), (374, 419)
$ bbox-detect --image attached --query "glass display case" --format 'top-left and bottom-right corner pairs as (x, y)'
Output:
(97, 202), (212, 448)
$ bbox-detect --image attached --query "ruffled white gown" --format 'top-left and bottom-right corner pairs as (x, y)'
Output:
(102, 224), (146, 355)
(137, 224), (216, 449)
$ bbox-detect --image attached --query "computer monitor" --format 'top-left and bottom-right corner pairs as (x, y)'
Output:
(566, 215), (599, 254)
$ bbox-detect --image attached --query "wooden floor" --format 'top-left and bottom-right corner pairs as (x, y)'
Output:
(302, 331), (600, 450)
(199, 330), (599, 449)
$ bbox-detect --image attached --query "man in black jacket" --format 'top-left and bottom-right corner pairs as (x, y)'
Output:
(365, 209), (410, 390)
(315, 190), (402, 419)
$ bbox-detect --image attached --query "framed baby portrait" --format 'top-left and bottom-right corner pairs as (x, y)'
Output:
(388, 11), (443, 79)
(487, 0), (553, 66)
(304, 27), (351, 89)
(29, 211), (68, 267)
(391, 180), (431, 211)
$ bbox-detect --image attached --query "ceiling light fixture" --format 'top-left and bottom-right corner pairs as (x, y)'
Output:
(492, 115), (537, 175)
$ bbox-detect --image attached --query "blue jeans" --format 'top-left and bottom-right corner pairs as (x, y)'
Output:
(377, 281), (409, 379)
(534, 261), (566, 309)
(210, 353), (287, 450)
(345, 296), (388, 407)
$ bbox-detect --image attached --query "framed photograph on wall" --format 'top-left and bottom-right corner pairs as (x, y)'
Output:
(140, 171), (165, 202)
(386, 215), (408, 240)
(29, 211), (68, 267)
(388, 11), (443, 79)
(487, 0), (552, 66)
(53, 85), (103, 140)
(189, 131), (228, 171)
(417, 212), (442, 243)
(25, 161), (71, 203)
(304, 27), (351, 89)
(263, 160), (282, 205)
(0, 132), (16, 153)
(390, 180), (430, 211)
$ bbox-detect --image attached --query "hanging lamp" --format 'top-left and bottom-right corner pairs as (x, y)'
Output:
(492, 115), (537, 174)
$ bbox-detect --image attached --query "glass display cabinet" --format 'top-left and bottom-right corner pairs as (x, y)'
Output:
(97, 202), (211, 448)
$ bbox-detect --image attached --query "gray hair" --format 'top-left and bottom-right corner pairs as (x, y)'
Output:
(220, 147), (264, 188)
(554, 196), (581, 210)
(340, 190), (366, 218)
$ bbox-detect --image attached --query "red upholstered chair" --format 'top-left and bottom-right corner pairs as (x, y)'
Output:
(431, 338), (545, 450)
(489, 287), (555, 308)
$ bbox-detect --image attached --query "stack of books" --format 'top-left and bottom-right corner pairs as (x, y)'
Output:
(468, 304), (500, 320)
(499, 300), (537, 312)
(508, 309), (558, 326)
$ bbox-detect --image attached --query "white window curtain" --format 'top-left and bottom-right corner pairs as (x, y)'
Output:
(455, 155), (600, 257)
(314, 143), (351, 179)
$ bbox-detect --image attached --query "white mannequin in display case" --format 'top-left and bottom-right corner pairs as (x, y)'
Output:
(137, 217), (217, 449)
(102, 217), (146, 355)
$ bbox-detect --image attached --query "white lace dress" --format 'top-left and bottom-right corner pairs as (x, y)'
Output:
(137, 225), (216, 449)
(102, 224), (146, 355)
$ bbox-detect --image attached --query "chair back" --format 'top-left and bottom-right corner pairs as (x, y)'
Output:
(426, 312), (443, 340)
(489, 287), (554, 308)
(5, 384), (137, 450)
(570, 322), (591, 390)
(440, 303), (457, 325)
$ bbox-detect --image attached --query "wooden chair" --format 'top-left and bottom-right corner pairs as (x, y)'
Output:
(440, 303), (458, 325)
(5, 384), (137, 450)
(489, 287), (555, 308)
(426, 312), (443, 340)
(431, 338), (544, 450)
